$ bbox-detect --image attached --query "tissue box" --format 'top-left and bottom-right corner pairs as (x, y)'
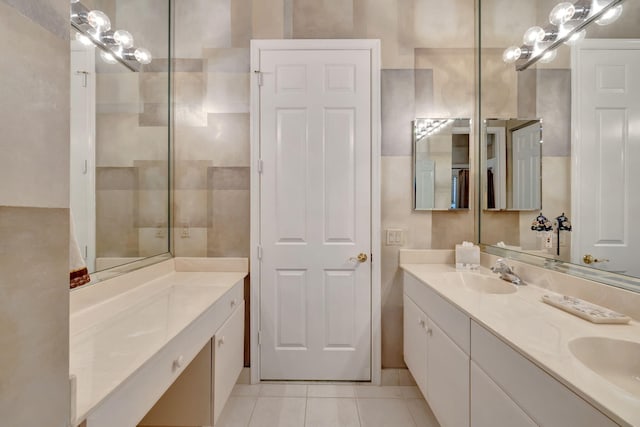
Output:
(456, 243), (480, 270)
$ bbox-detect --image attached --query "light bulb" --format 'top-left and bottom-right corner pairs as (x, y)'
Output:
(523, 26), (545, 46)
(100, 50), (118, 64)
(75, 32), (93, 46)
(596, 4), (623, 25)
(564, 28), (586, 45)
(70, 0), (80, 3)
(113, 30), (134, 48)
(503, 46), (522, 63)
(134, 48), (152, 64)
(87, 10), (111, 31)
(540, 49), (558, 64)
(549, 2), (576, 25)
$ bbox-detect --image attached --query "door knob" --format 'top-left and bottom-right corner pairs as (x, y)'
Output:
(349, 253), (368, 263)
(583, 254), (610, 265)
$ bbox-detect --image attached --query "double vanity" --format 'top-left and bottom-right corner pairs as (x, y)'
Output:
(69, 258), (247, 427)
(401, 250), (640, 427)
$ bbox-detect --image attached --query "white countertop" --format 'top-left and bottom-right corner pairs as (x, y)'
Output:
(70, 270), (246, 424)
(401, 263), (640, 427)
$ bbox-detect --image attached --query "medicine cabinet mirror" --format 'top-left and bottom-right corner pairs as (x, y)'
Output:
(413, 118), (470, 211)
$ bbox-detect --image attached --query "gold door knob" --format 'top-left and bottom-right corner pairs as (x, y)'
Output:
(350, 253), (368, 263)
(583, 254), (610, 265)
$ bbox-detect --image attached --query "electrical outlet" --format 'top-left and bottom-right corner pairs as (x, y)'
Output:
(180, 222), (190, 238)
(155, 222), (165, 238)
(386, 229), (404, 246)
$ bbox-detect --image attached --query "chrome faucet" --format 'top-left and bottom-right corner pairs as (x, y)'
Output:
(491, 259), (524, 285)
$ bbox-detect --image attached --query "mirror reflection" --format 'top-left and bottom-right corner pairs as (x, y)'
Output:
(480, 0), (640, 285)
(69, 0), (170, 277)
(484, 119), (542, 211)
(413, 118), (470, 211)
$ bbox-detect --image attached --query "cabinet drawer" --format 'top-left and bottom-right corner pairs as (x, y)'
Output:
(471, 361), (537, 427)
(404, 272), (470, 354)
(471, 321), (618, 427)
(213, 300), (245, 424)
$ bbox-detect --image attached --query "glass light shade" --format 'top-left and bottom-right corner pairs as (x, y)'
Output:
(540, 49), (558, 64)
(596, 4), (623, 25)
(74, 32), (93, 46)
(114, 30), (134, 48)
(134, 48), (152, 64)
(523, 26), (545, 46)
(87, 10), (111, 31)
(503, 46), (522, 63)
(100, 50), (118, 64)
(564, 28), (587, 45)
(549, 2), (576, 25)
(70, 0), (80, 3)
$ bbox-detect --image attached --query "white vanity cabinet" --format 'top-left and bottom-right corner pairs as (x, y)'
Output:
(470, 321), (618, 427)
(403, 272), (470, 427)
(139, 298), (244, 427)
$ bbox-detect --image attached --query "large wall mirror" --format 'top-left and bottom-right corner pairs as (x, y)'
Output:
(413, 118), (471, 211)
(70, 0), (171, 284)
(479, 0), (640, 290)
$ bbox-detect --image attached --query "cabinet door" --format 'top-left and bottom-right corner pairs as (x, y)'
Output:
(403, 295), (428, 398)
(213, 301), (245, 424)
(471, 361), (536, 427)
(427, 320), (469, 427)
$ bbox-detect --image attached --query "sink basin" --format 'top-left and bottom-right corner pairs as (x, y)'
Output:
(445, 272), (517, 294)
(569, 337), (640, 396)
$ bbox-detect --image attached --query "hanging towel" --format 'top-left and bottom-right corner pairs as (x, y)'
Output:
(70, 212), (90, 289)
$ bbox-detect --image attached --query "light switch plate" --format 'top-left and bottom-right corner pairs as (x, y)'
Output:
(386, 229), (404, 246)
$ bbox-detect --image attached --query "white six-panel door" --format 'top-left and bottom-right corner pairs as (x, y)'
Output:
(512, 122), (541, 210)
(255, 45), (373, 381)
(573, 40), (640, 276)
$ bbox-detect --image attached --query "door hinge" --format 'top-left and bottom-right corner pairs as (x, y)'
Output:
(258, 331), (262, 346)
(370, 253), (373, 263)
(258, 159), (264, 174)
(257, 245), (263, 260)
(254, 70), (263, 86)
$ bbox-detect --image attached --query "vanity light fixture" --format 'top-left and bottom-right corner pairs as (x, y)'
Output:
(70, 1), (152, 71)
(504, 0), (625, 71)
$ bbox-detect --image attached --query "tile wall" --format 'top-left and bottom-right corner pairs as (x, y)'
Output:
(0, 0), (70, 425)
(172, 0), (476, 367)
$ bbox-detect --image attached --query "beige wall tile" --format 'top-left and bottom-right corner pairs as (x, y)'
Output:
(415, 48), (475, 118)
(413, 0), (475, 48)
(361, 0), (415, 69)
(231, 0), (252, 47)
(175, 114), (250, 166)
(251, 0), (285, 39)
(174, 227), (209, 256)
(138, 227), (170, 257)
(174, 0), (231, 58)
(292, 0), (354, 38)
(431, 210), (474, 249)
(207, 190), (250, 257)
(0, 2), (69, 208)
(174, 190), (209, 228)
(116, 0), (170, 59)
(480, 210), (520, 246)
(205, 72), (250, 113)
(480, 48), (518, 118)
(97, 72), (141, 113)
(96, 190), (139, 256)
(0, 207), (69, 427)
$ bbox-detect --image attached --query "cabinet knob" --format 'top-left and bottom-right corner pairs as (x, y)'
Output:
(426, 327), (433, 336)
(418, 319), (426, 327)
(218, 336), (225, 346)
(173, 355), (184, 369)
(230, 299), (237, 308)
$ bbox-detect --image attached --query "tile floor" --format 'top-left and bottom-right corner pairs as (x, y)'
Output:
(216, 369), (440, 427)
